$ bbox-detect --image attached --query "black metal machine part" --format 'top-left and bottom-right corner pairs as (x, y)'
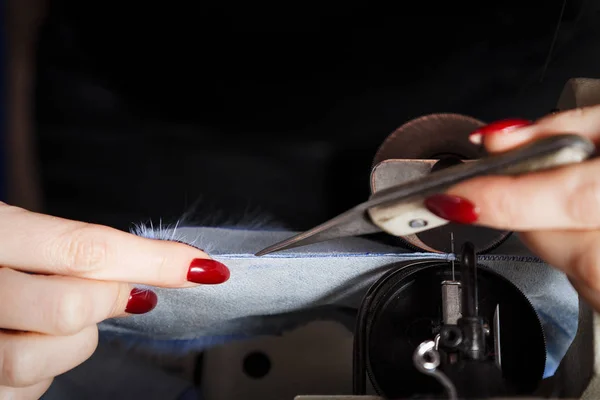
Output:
(352, 254), (547, 399)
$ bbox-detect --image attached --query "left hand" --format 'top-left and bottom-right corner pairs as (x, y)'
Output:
(0, 203), (230, 399)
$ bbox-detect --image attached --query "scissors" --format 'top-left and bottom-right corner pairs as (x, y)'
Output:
(255, 134), (595, 256)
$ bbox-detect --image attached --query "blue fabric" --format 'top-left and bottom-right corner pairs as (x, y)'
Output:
(177, 387), (202, 400)
(99, 228), (578, 379)
(47, 228), (578, 398)
(43, 339), (196, 400)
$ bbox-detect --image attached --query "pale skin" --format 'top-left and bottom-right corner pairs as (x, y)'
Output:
(1, 105), (600, 398)
(0, 205), (221, 399)
(451, 105), (600, 310)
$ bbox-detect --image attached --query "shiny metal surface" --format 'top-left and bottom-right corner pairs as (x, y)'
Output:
(442, 281), (462, 325)
(494, 305), (502, 370)
(413, 340), (458, 400)
(256, 135), (594, 256)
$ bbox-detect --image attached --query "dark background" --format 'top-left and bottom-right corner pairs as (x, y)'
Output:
(33, 0), (600, 232)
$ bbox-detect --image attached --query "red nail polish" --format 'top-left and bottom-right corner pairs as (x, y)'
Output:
(125, 289), (158, 314)
(188, 259), (230, 284)
(469, 118), (531, 144)
(424, 194), (479, 224)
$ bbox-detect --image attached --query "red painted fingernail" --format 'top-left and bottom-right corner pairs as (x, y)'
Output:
(125, 289), (158, 314)
(469, 118), (531, 144)
(188, 259), (230, 284)
(424, 194), (479, 224)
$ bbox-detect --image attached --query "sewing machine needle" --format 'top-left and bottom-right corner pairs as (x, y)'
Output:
(451, 232), (455, 281)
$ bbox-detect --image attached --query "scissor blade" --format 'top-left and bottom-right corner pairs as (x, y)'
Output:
(255, 205), (381, 256)
(256, 134), (595, 256)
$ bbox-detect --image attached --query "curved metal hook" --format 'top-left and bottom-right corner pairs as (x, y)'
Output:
(413, 340), (458, 400)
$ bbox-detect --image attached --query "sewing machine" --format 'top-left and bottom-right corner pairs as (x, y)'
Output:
(40, 78), (600, 400)
(8, 1), (600, 396)
(198, 78), (600, 400)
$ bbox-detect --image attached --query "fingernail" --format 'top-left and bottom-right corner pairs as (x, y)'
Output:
(188, 259), (230, 284)
(469, 118), (531, 145)
(125, 289), (158, 314)
(424, 194), (479, 224)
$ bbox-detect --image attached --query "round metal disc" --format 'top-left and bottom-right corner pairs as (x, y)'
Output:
(373, 113), (486, 165)
(365, 263), (546, 399)
(372, 113), (511, 254)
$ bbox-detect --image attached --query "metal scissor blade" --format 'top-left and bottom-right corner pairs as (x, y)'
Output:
(494, 304), (501, 369)
(256, 135), (594, 256)
(255, 205), (382, 256)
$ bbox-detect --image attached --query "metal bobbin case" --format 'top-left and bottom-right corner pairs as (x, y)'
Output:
(351, 242), (547, 399)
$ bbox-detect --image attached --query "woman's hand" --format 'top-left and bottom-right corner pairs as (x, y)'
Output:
(0, 204), (230, 399)
(424, 106), (600, 309)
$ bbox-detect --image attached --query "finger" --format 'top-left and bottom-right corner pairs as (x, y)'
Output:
(469, 106), (600, 153)
(0, 326), (98, 388)
(0, 204), (230, 287)
(426, 157), (600, 231)
(0, 268), (157, 336)
(517, 230), (600, 293)
(0, 379), (53, 400)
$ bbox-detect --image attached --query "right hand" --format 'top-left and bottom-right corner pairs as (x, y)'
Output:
(0, 202), (230, 399)
(427, 107), (600, 310)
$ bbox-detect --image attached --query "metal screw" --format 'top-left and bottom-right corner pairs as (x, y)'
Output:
(483, 323), (491, 336)
(409, 219), (428, 228)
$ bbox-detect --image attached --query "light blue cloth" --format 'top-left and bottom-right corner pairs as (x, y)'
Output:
(42, 340), (198, 400)
(100, 227), (577, 375)
(46, 227), (578, 399)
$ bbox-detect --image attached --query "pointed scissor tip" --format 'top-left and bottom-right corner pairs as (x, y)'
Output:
(254, 242), (289, 256)
(255, 243), (293, 256)
(254, 235), (301, 257)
